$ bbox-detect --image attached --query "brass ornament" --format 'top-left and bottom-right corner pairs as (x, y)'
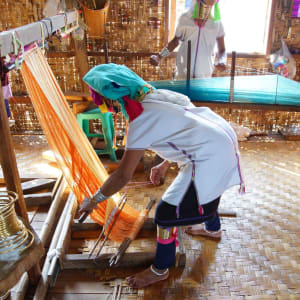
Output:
(0, 191), (34, 254)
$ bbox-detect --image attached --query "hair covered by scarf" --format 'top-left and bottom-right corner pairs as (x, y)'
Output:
(83, 63), (155, 121)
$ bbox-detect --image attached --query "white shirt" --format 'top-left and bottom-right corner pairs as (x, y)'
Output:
(126, 90), (241, 206)
(175, 14), (225, 79)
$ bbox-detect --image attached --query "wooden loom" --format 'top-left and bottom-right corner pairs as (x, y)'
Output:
(19, 45), (176, 284)
(0, 12), (166, 299)
(0, 10), (81, 299)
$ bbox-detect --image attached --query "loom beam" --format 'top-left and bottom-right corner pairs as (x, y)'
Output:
(0, 11), (78, 57)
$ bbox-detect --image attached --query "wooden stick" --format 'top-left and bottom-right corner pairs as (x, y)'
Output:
(72, 208), (238, 234)
(229, 51), (236, 104)
(63, 252), (156, 270)
(51, 173), (63, 200)
(12, 179), (67, 300)
(47, 194), (78, 287)
(93, 196), (127, 259)
(0, 83), (29, 225)
(33, 192), (75, 300)
(88, 195), (126, 258)
(109, 197), (157, 266)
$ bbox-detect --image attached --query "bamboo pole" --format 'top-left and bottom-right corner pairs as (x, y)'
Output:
(47, 193), (78, 286)
(33, 192), (76, 300)
(50, 173), (63, 200)
(12, 178), (68, 300)
(39, 178), (68, 245)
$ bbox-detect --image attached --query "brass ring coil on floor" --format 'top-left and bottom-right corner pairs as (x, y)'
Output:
(0, 191), (34, 254)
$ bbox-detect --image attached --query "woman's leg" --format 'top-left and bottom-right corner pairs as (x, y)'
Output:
(185, 211), (222, 238)
(127, 183), (221, 288)
(127, 201), (177, 288)
(205, 211), (221, 231)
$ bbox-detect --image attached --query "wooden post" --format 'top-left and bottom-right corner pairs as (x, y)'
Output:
(0, 84), (41, 286)
(229, 51), (236, 104)
(104, 40), (109, 64)
(0, 84), (29, 225)
(72, 34), (90, 93)
(168, 0), (176, 41)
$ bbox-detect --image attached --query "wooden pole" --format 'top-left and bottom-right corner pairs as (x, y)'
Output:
(229, 51), (236, 104)
(63, 252), (156, 270)
(12, 178), (67, 300)
(104, 40), (109, 64)
(33, 192), (76, 300)
(0, 84), (40, 289)
(72, 33), (90, 93)
(47, 194), (78, 287)
(0, 84), (29, 225)
(109, 197), (156, 266)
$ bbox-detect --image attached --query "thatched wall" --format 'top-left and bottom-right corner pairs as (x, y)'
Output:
(0, 0), (299, 134)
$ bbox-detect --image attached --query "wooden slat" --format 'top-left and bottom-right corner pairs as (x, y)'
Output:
(21, 178), (56, 194)
(71, 209), (236, 235)
(72, 102), (91, 115)
(24, 192), (53, 207)
(63, 252), (155, 270)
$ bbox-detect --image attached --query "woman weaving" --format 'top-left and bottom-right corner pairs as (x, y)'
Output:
(79, 63), (244, 288)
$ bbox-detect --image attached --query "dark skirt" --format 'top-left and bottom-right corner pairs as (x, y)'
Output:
(154, 181), (220, 227)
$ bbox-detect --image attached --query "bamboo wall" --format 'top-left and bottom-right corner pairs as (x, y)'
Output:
(0, 0), (299, 134)
(1, 0), (300, 92)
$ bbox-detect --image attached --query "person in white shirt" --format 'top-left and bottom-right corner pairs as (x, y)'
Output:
(150, 0), (227, 79)
(79, 63), (244, 288)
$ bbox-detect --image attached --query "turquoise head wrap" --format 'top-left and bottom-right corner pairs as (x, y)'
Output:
(83, 63), (155, 120)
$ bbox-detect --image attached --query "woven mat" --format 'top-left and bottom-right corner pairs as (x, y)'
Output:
(83, 140), (300, 299)
(7, 136), (300, 299)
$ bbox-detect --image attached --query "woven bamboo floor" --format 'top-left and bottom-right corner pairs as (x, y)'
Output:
(64, 138), (300, 300)
(2, 135), (300, 299)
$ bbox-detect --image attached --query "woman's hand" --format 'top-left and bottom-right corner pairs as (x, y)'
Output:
(150, 160), (170, 186)
(79, 196), (98, 214)
(150, 54), (161, 66)
(215, 63), (226, 72)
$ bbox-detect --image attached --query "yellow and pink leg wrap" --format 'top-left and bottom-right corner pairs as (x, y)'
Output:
(154, 226), (177, 270)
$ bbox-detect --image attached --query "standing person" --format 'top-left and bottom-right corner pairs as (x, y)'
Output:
(150, 0), (227, 79)
(79, 63), (244, 288)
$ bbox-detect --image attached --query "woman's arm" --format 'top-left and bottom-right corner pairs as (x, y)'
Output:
(215, 36), (227, 71)
(150, 36), (180, 66)
(79, 149), (144, 214)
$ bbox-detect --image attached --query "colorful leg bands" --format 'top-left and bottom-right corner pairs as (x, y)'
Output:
(154, 226), (176, 270)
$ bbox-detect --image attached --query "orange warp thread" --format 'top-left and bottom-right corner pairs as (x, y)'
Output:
(20, 47), (140, 241)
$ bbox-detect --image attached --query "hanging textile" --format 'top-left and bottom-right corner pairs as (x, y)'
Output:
(20, 46), (140, 241)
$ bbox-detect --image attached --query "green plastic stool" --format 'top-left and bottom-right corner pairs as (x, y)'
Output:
(77, 108), (117, 162)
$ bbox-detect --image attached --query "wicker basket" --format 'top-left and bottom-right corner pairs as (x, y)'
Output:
(82, 1), (109, 39)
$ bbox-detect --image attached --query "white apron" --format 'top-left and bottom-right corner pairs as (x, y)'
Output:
(126, 89), (242, 206)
